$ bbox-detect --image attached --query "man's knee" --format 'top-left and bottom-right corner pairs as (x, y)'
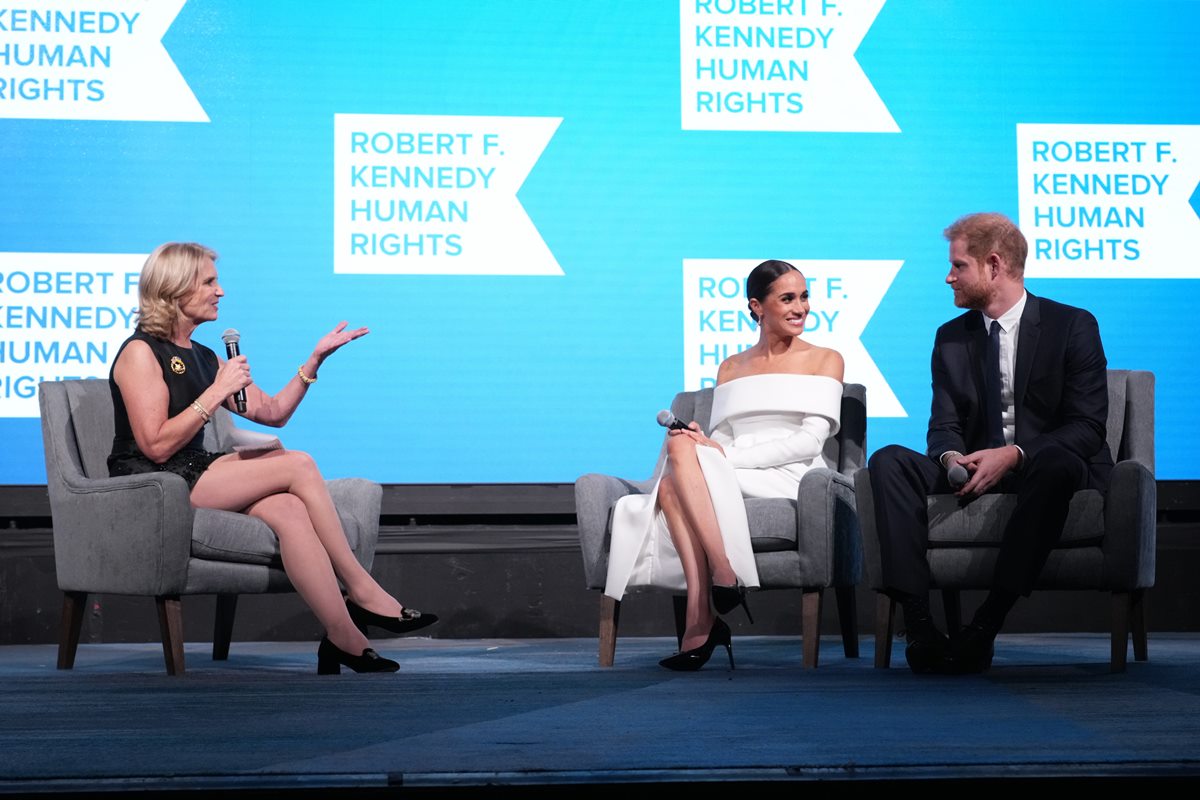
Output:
(1023, 444), (1086, 487)
(869, 443), (919, 473)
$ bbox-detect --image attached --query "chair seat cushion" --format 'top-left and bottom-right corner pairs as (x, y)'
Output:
(191, 508), (282, 565)
(926, 489), (1105, 547)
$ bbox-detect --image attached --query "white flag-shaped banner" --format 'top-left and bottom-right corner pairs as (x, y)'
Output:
(334, 114), (563, 276)
(0, 252), (142, 418)
(682, 258), (906, 417)
(680, 0), (897, 133)
(0, 0), (207, 122)
(1018, 123), (1200, 279)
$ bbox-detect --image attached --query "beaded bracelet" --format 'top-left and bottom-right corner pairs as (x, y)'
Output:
(190, 400), (210, 422)
(297, 365), (317, 385)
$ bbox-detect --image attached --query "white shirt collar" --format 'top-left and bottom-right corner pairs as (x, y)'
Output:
(984, 290), (1027, 333)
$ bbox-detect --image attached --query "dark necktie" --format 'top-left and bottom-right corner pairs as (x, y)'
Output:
(985, 320), (1005, 448)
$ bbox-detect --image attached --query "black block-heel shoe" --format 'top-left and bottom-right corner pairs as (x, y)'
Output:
(659, 618), (735, 671)
(316, 637), (400, 675)
(346, 599), (439, 636)
(711, 582), (754, 624)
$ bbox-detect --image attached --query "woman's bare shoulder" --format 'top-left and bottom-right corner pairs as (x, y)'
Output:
(113, 338), (159, 380)
(809, 345), (845, 380)
(716, 350), (754, 383)
(778, 342), (844, 381)
(115, 337), (154, 364)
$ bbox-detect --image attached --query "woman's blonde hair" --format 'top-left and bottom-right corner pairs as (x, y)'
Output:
(136, 242), (218, 338)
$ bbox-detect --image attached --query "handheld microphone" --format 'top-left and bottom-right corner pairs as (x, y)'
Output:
(656, 409), (692, 431)
(947, 463), (969, 489)
(221, 328), (247, 413)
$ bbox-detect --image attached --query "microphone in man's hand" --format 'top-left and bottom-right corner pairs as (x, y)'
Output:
(947, 462), (969, 489)
(656, 409), (692, 431)
(221, 328), (247, 413)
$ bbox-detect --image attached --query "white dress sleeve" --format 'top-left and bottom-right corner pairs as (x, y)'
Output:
(711, 414), (833, 469)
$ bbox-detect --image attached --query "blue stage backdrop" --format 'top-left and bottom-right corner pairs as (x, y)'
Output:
(2, 1), (1198, 483)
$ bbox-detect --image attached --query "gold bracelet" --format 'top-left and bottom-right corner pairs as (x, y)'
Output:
(297, 365), (317, 385)
(190, 400), (210, 422)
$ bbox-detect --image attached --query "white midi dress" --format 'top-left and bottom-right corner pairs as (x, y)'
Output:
(603, 373), (843, 600)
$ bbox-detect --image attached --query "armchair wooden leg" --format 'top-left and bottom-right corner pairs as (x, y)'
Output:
(156, 595), (185, 676)
(213, 594), (238, 661)
(57, 591), (86, 670)
(1111, 591), (1132, 673)
(1131, 588), (1148, 662)
(834, 585), (859, 658)
(874, 592), (894, 669)
(599, 594), (619, 667)
(801, 589), (822, 668)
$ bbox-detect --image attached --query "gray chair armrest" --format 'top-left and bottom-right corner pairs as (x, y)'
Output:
(575, 473), (651, 590)
(326, 477), (383, 571)
(50, 472), (195, 596)
(796, 468), (863, 588)
(1102, 459), (1157, 590)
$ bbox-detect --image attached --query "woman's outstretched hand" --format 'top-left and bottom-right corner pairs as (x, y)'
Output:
(313, 321), (369, 364)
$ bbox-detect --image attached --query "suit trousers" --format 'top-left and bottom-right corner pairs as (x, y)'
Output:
(868, 443), (1088, 597)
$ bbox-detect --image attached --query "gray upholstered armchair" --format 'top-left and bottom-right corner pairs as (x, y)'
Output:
(38, 378), (382, 675)
(855, 369), (1155, 673)
(575, 383), (866, 668)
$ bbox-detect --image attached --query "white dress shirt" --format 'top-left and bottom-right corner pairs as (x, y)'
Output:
(982, 290), (1027, 448)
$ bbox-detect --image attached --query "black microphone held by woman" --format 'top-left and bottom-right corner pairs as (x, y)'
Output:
(221, 328), (247, 413)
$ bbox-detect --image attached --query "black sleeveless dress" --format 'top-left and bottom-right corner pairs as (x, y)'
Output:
(107, 330), (225, 489)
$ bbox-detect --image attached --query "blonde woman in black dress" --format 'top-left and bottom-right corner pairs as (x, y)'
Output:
(108, 242), (435, 674)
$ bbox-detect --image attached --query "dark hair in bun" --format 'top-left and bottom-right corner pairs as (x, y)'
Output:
(746, 260), (800, 322)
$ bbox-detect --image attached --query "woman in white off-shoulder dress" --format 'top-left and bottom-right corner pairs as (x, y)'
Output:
(604, 260), (845, 671)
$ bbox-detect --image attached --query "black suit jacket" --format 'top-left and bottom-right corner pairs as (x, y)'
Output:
(925, 292), (1113, 489)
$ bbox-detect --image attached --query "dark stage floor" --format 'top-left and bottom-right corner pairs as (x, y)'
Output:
(1, 633), (1199, 798)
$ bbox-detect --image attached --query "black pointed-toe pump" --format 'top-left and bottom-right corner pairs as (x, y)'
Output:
(659, 618), (735, 671)
(346, 598), (439, 636)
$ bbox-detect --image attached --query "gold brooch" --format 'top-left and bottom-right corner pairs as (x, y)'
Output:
(170, 356), (186, 375)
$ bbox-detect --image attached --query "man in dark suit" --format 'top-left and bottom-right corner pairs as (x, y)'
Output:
(869, 212), (1112, 674)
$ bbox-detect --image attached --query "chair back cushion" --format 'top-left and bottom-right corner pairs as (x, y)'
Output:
(1104, 369), (1128, 465)
(1097, 368), (1155, 472)
(1113, 369), (1155, 472)
(206, 405), (238, 452)
(52, 379), (117, 480)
